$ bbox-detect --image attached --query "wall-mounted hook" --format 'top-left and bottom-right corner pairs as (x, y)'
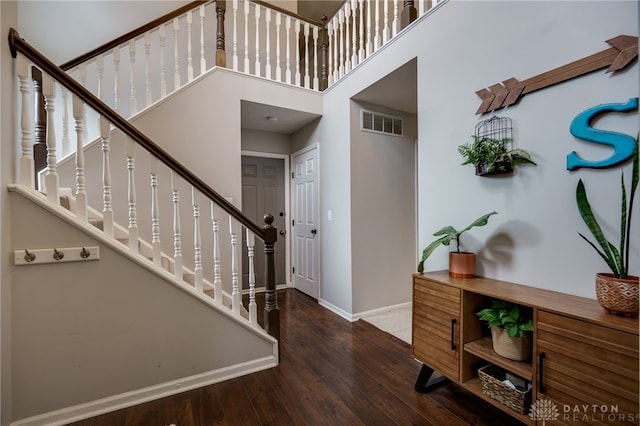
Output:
(80, 247), (91, 259)
(24, 249), (36, 263)
(53, 248), (64, 260)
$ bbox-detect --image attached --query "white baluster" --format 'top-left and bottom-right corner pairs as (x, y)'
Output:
(72, 95), (87, 221)
(100, 116), (114, 238)
(303, 23), (310, 88)
(327, 20), (333, 85)
(113, 47), (120, 113)
(173, 18), (180, 90)
(144, 32), (152, 107)
(338, 12), (345, 78)
(419, 0), (426, 17)
(383, 0), (390, 44)
(246, 229), (257, 324)
(79, 63), (87, 88)
(187, 11), (194, 82)
(61, 86), (70, 156)
(275, 12), (282, 81)
(243, 0), (250, 73)
(129, 40), (137, 115)
(366, 0), (373, 56)
(344, 5), (351, 73)
(294, 20), (301, 86)
(264, 9), (271, 80)
(393, 0), (399, 37)
(359, 0), (365, 61)
(374, 0), (381, 50)
(172, 173), (183, 279)
(232, 0), (239, 71)
(332, 16), (339, 80)
(126, 141), (138, 253)
(351, 0), (358, 67)
(96, 54), (104, 101)
(42, 74), (59, 205)
(211, 202), (222, 305)
(159, 24), (167, 97)
(312, 26), (319, 90)
(285, 16), (291, 84)
(199, 5), (207, 73)
(229, 216), (240, 314)
(254, 5), (262, 77)
(17, 55), (33, 188)
(150, 158), (161, 266)
(192, 188), (203, 292)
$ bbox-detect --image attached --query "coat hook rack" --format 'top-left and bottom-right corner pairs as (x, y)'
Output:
(13, 246), (100, 266)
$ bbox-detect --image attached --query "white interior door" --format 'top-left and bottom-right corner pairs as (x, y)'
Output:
(292, 145), (319, 299)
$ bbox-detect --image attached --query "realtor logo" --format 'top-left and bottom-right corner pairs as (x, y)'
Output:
(530, 399), (560, 425)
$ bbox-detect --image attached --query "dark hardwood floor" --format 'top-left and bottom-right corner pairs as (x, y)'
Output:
(67, 289), (524, 425)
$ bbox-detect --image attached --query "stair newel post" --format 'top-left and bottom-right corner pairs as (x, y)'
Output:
(312, 26), (319, 90)
(246, 228), (257, 325)
(72, 94), (88, 221)
(16, 55), (34, 188)
(215, 0), (227, 68)
(187, 11), (194, 82)
(144, 32), (152, 107)
(159, 24), (167, 98)
(254, 4), (261, 77)
(150, 157), (161, 267)
(229, 216), (240, 314)
(211, 202), (223, 305)
(319, 16), (328, 90)
(199, 5), (207, 73)
(32, 67), (46, 190)
(129, 40), (137, 116)
(400, 0), (417, 30)
(42, 73), (59, 205)
(192, 188), (203, 292)
(173, 18), (181, 90)
(303, 23), (310, 88)
(263, 214), (279, 341)
(126, 140), (138, 254)
(172, 173), (183, 280)
(100, 116), (114, 238)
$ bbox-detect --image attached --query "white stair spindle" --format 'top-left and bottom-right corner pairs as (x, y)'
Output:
(358, 0), (365, 61)
(246, 229), (257, 325)
(232, 0), (239, 71)
(374, 0), (381, 50)
(61, 86), (70, 156)
(264, 9), (271, 80)
(338, 12), (345, 78)
(243, 0), (250, 73)
(393, 0), (399, 37)
(79, 63), (87, 88)
(419, 0), (426, 17)
(275, 12), (282, 81)
(42, 74), (59, 205)
(254, 5), (261, 77)
(366, 0), (373, 56)
(303, 23), (310, 88)
(344, 5), (351, 73)
(312, 26), (319, 90)
(96, 54), (104, 101)
(383, 0), (390, 44)
(72, 95), (87, 221)
(211, 202), (222, 305)
(126, 141), (138, 253)
(285, 16), (291, 84)
(327, 21), (333, 85)
(187, 11), (194, 82)
(113, 47), (121, 112)
(159, 24), (167, 97)
(129, 40), (137, 115)
(229, 216), (240, 314)
(192, 188), (203, 292)
(171, 173), (183, 279)
(17, 55), (33, 188)
(144, 32), (152, 107)
(332, 16), (339, 80)
(294, 20), (301, 86)
(150, 158), (161, 266)
(100, 116), (114, 238)
(173, 18), (181, 90)
(199, 5), (207, 73)
(351, 0), (358, 67)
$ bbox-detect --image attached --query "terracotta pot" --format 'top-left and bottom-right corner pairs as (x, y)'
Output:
(595, 273), (639, 318)
(491, 327), (531, 361)
(449, 252), (476, 278)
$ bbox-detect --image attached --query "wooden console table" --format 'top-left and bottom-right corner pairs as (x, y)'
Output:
(412, 271), (639, 425)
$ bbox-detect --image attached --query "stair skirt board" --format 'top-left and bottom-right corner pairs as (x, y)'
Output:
(11, 356), (278, 426)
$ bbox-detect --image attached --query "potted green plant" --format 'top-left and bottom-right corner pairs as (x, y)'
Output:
(458, 136), (537, 176)
(417, 211), (497, 278)
(477, 299), (534, 361)
(576, 139), (638, 317)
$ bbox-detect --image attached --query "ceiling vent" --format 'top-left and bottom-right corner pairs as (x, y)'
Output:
(361, 109), (403, 137)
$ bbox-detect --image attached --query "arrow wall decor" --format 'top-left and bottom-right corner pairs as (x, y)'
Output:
(475, 35), (638, 115)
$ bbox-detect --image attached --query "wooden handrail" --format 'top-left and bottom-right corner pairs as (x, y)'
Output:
(60, 1), (209, 70)
(10, 28), (271, 241)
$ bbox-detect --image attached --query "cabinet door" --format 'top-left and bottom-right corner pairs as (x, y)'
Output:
(536, 310), (639, 425)
(412, 277), (461, 380)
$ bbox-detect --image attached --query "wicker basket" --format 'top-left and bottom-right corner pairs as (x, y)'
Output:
(478, 364), (531, 414)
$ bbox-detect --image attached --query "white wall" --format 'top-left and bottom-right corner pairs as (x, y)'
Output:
(242, 128), (292, 155)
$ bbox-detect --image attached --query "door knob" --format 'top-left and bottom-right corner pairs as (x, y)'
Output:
(280, 230), (286, 236)
(311, 229), (317, 235)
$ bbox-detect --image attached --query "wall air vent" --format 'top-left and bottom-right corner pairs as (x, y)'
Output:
(361, 109), (403, 137)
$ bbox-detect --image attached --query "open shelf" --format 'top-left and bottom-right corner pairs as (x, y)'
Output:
(463, 378), (533, 425)
(464, 337), (532, 380)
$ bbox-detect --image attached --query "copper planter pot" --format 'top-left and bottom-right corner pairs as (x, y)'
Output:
(449, 252), (476, 278)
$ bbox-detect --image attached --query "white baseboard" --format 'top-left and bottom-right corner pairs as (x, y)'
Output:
(11, 356), (277, 426)
(352, 301), (412, 321)
(318, 298), (355, 321)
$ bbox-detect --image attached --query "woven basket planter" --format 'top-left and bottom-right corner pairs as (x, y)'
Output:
(478, 364), (531, 414)
(490, 327), (531, 361)
(595, 273), (639, 318)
